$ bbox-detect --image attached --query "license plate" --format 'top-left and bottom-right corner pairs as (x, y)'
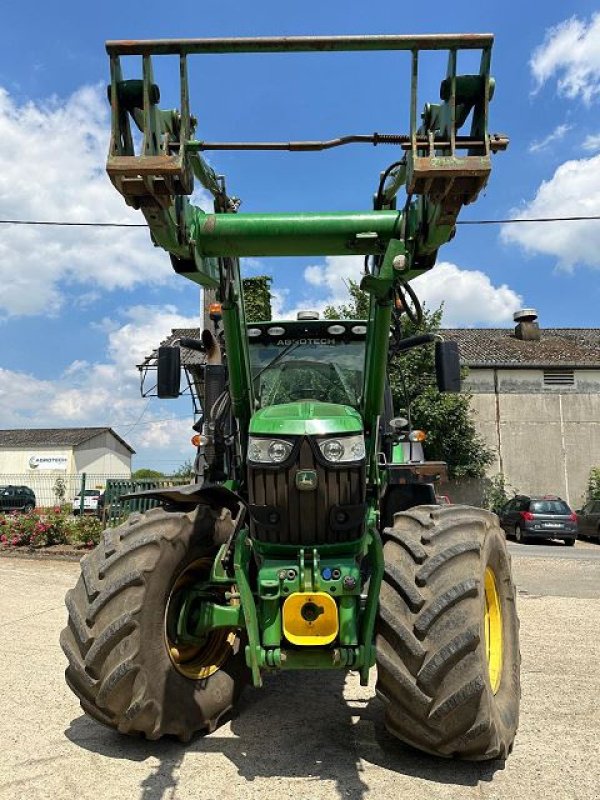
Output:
(543, 523), (563, 529)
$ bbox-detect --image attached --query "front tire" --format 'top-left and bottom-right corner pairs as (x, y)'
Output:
(60, 506), (249, 740)
(376, 505), (520, 760)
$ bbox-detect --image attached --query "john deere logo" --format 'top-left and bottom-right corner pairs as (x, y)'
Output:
(296, 470), (318, 491)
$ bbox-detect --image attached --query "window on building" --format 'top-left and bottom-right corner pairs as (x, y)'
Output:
(543, 369), (575, 386)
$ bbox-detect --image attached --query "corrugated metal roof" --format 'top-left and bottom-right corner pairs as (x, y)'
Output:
(0, 427), (135, 453)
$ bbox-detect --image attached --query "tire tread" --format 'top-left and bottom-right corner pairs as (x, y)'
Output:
(376, 504), (520, 761)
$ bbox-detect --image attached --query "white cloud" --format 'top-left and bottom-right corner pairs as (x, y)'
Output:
(0, 305), (200, 466)
(412, 263), (522, 326)
(0, 85), (209, 317)
(273, 255), (521, 326)
(582, 133), (600, 152)
(302, 255), (364, 307)
(529, 123), (572, 153)
(531, 14), (600, 103)
(501, 153), (600, 269)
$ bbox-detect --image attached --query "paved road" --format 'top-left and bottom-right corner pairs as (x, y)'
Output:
(0, 550), (598, 800)
(507, 538), (600, 599)
(507, 537), (600, 561)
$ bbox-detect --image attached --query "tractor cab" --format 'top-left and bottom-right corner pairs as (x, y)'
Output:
(247, 317), (366, 409)
(245, 317), (368, 546)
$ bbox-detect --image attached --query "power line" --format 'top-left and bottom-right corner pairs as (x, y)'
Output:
(0, 219), (146, 227)
(119, 400), (151, 437)
(114, 414), (193, 428)
(1, 215), (600, 228)
(456, 215), (600, 225)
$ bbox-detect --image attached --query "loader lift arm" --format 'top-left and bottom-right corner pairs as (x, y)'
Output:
(105, 33), (507, 446)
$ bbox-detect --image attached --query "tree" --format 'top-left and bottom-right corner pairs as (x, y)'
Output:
(173, 459), (194, 479)
(587, 467), (600, 501)
(132, 468), (165, 480)
(243, 275), (273, 322)
(324, 280), (370, 319)
(326, 281), (493, 479)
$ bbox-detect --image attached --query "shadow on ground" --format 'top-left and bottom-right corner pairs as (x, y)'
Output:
(65, 671), (505, 800)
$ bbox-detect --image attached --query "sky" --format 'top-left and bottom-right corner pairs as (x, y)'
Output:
(1, 1), (600, 471)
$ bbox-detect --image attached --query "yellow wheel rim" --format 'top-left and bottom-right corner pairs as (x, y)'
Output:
(165, 558), (237, 681)
(484, 566), (503, 694)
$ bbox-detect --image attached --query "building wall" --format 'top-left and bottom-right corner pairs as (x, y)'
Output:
(73, 432), (132, 475)
(0, 435), (132, 506)
(465, 368), (600, 508)
(0, 446), (75, 474)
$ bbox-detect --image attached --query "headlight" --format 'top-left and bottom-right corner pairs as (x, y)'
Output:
(318, 434), (365, 463)
(248, 437), (293, 464)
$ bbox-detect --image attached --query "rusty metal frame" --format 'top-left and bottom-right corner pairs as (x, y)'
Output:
(105, 34), (494, 56)
(107, 34), (498, 209)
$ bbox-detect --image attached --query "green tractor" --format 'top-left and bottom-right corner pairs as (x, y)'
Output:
(61, 34), (520, 759)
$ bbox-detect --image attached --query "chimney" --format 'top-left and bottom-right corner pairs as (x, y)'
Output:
(513, 308), (540, 341)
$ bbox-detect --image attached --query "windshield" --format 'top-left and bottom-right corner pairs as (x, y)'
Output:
(249, 339), (365, 407)
(530, 500), (571, 515)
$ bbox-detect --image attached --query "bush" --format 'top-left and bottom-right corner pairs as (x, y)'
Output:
(482, 473), (518, 515)
(0, 509), (103, 549)
(587, 467), (600, 502)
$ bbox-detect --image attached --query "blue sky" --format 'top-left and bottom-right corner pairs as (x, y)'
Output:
(1, 1), (600, 470)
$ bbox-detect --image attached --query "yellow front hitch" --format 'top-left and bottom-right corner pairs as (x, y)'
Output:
(282, 591), (339, 646)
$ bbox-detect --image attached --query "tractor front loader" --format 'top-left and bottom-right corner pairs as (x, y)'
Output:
(61, 34), (520, 759)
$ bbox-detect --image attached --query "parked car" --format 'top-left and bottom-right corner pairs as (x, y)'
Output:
(576, 499), (600, 542)
(72, 489), (102, 516)
(0, 485), (36, 513)
(498, 494), (577, 546)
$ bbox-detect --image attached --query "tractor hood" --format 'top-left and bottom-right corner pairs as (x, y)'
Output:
(249, 401), (363, 437)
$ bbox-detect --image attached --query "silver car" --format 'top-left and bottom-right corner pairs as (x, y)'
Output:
(499, 495), (577, 546)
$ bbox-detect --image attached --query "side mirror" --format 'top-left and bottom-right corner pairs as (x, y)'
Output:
(435, 340), (461, 393)
(157, 346), (181, 398)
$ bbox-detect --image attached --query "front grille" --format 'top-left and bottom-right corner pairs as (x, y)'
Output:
(248, 437), (365, 545)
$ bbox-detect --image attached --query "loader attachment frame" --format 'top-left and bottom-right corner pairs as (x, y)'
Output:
(105, 33), (506, 464)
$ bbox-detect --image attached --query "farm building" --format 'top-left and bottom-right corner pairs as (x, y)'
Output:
(0, 427), (134, 507)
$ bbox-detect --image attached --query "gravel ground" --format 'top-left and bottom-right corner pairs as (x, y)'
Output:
(0, 553), (598, 800)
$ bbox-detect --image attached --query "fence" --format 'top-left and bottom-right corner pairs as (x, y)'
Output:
(102, 478), (190, 524)
(0, 473), (118, 510)
(0, 473), (190, 523)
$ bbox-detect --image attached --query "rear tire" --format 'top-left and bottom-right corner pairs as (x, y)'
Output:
(563, 537), (576, 547)
(514, 524), (528, 544)
(60, 506), (249, 740)
(376, 505), (520, 760)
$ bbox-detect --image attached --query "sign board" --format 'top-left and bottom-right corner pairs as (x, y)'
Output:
(28, 454), (69, 471)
